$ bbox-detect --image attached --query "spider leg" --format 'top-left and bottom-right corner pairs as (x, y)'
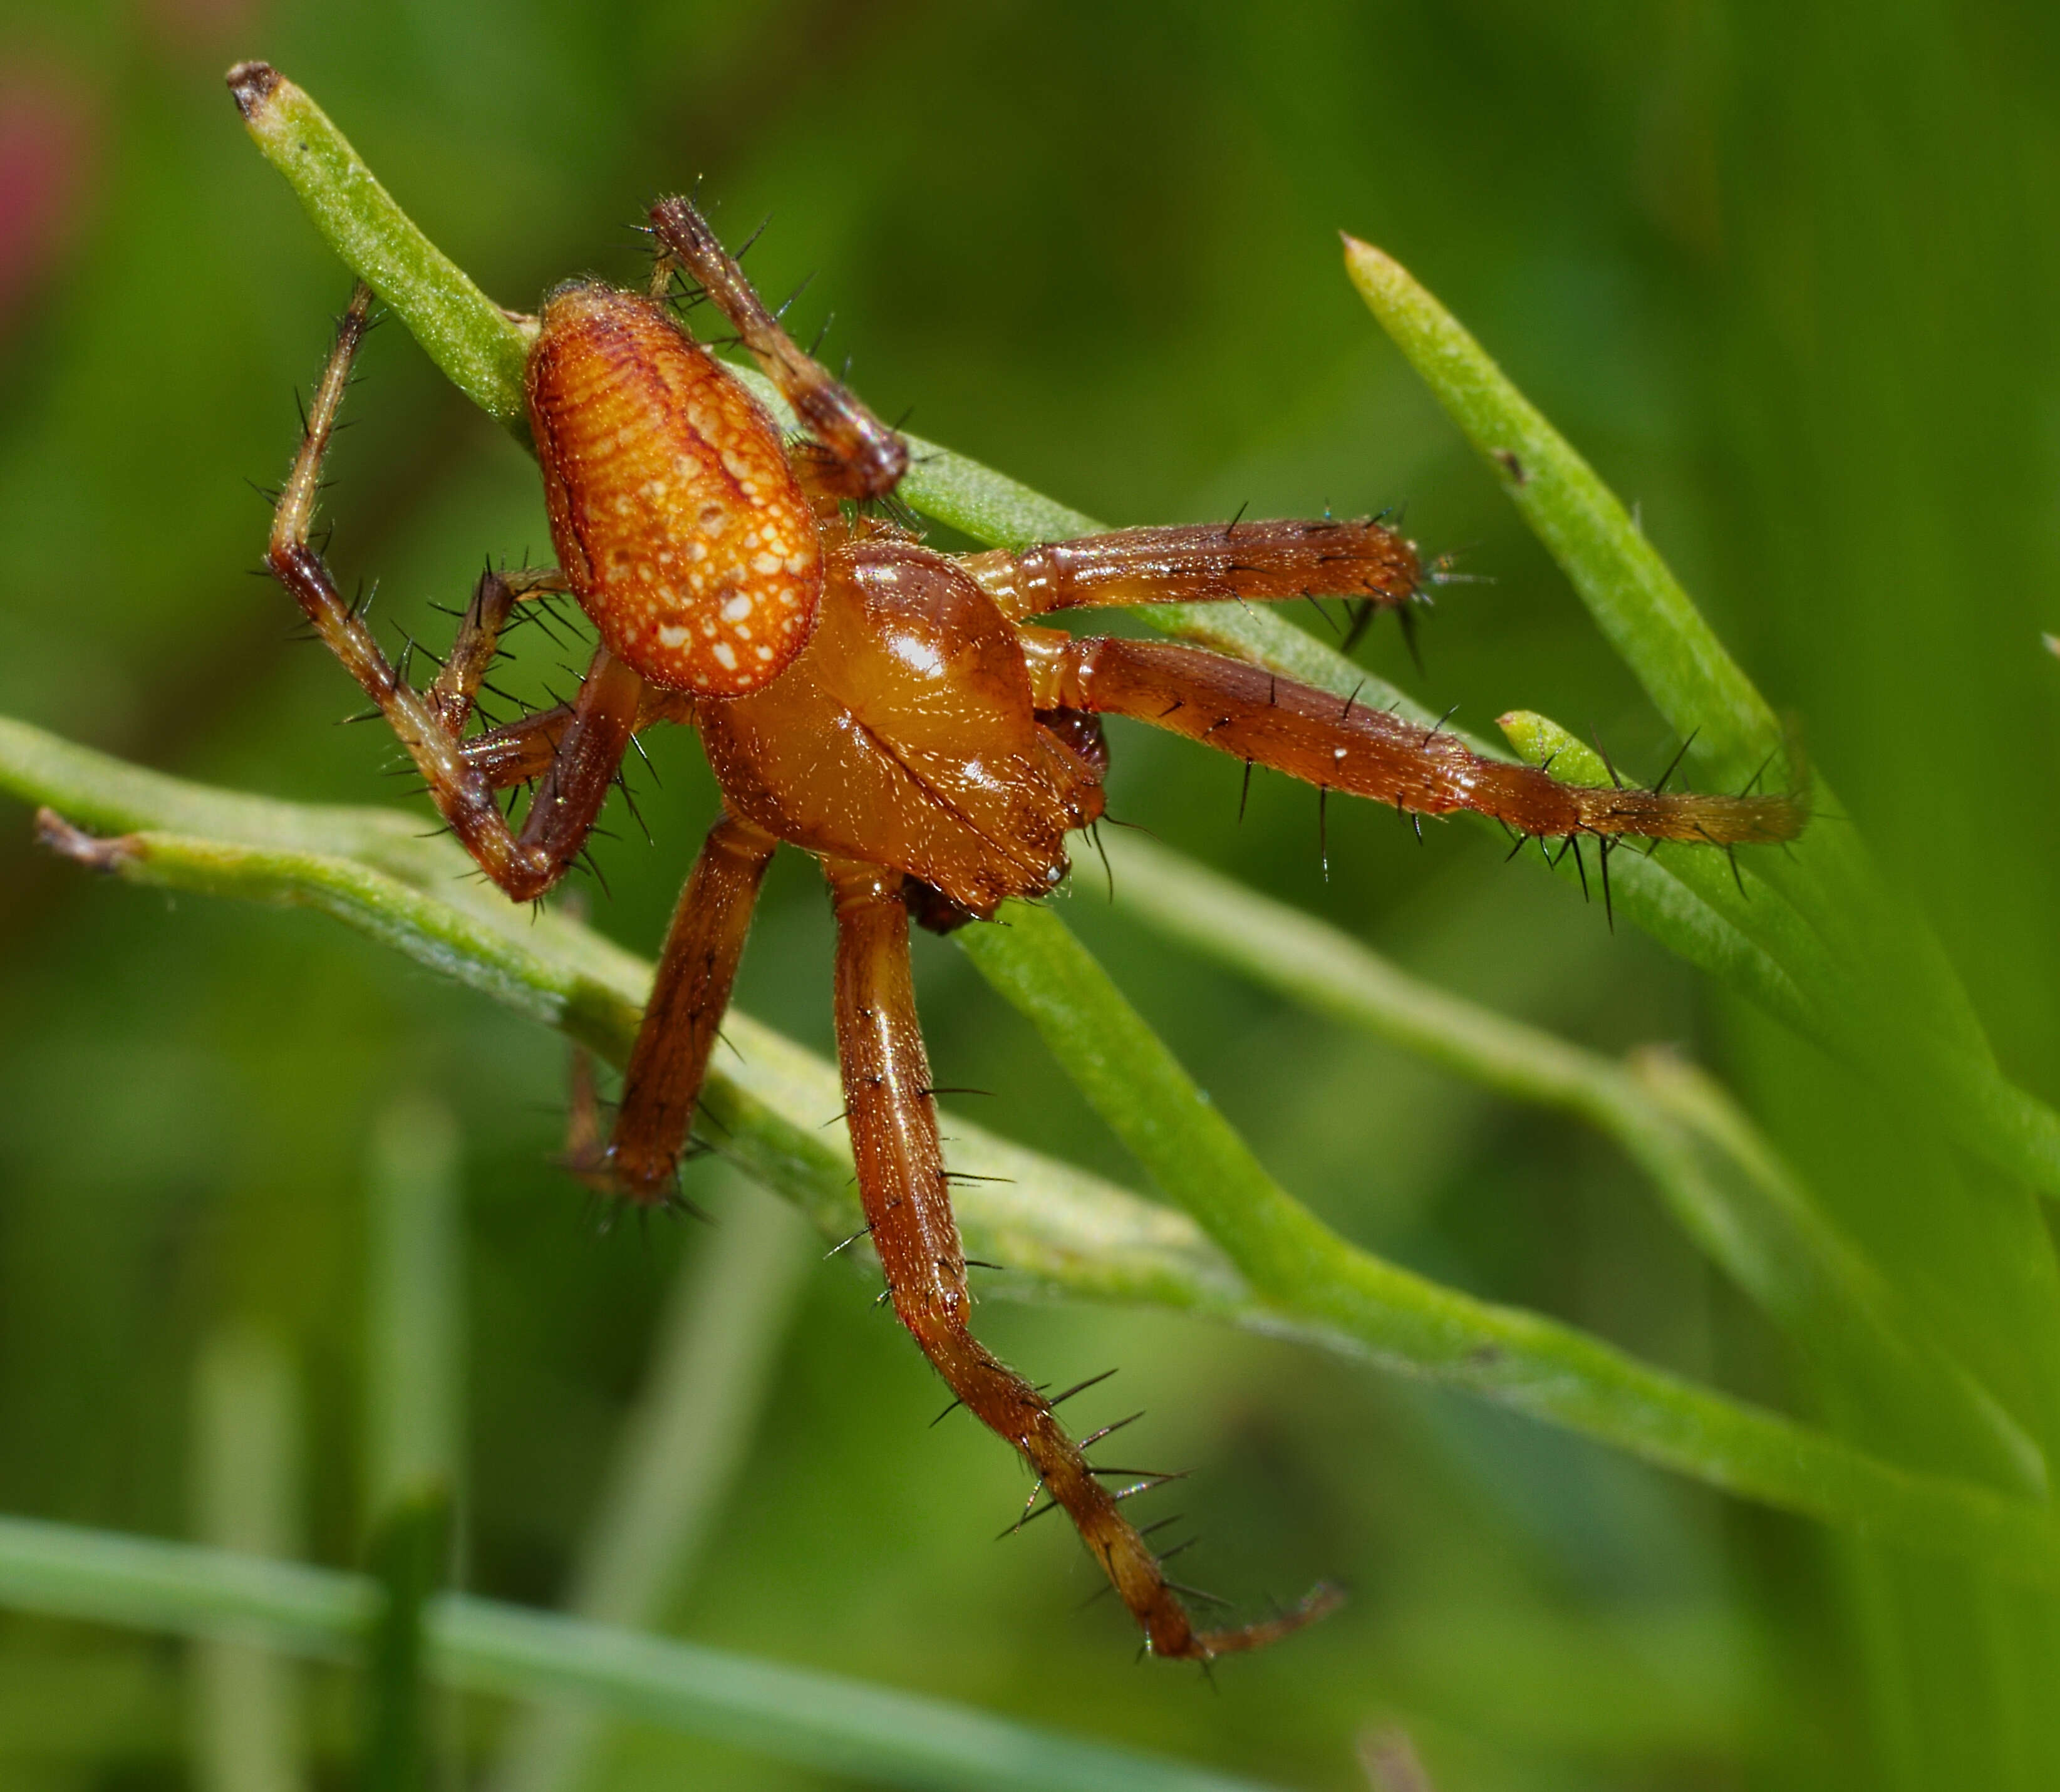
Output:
(268, 285), (644, 900)
(958, 519), (1420, 623)
(1020, 632), (1807, 846)
(571, 815), (777, 1203)
(825, 857), (1338, 1659)
(425, 562), (571, 735)
(463, 686), (695, 791)
(462, 704), (571, 789)
(648, 195), (908, 502)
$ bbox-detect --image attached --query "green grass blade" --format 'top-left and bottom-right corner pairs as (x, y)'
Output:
(1499, 712), (2060, 1203)
(1099, 829), (2043, 1494)
(0, 1515), (1281, 1792)
(488, 1175), (812, 1792)
(358, 1491), (450, 1792)
(954, 904), (2060, 1566)
(1342, 236), (1774, 770)
(189, 1326), (308, 1792)
(229, 63), (534, 431)
(1343, 246), (2060, 1205)
(364, 1101), (467, 1523)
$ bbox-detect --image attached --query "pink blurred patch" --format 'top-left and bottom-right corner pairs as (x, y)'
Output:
(0, 66), (96, 333)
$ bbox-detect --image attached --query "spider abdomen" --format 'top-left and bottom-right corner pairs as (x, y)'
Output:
(526, 282), (822, 697)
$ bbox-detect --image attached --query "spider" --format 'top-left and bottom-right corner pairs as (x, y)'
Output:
(262, 184), (1806, 1662)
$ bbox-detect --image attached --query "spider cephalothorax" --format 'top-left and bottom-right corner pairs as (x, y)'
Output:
(258, 167), (1805, 1659)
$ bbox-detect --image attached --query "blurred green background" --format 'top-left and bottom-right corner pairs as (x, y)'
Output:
(3, 1), (2057, 1787)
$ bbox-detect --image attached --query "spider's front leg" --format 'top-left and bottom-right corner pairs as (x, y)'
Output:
(960, 516), (1424, 621)
(976, 518), (1803, 846)
(267, 285), (643, 901)
(826, 857), (1340, 1660)
(423, 561), (571, 735)
(1020, 631), (1806, 846)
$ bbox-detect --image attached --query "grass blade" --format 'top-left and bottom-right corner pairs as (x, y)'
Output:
(0, 1515), (1291, 1792)
(488, 1174), (812, 1792)
(190, 1326), (308, 1792)
(6, 720), (2057, 1575)
(953, 903), (2060, 1570)
(1342, 235), (1774, 769)
(1098, 828), (2043, 1495)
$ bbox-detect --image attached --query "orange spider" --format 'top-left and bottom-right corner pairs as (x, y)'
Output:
(255, 152), (1805, 1659)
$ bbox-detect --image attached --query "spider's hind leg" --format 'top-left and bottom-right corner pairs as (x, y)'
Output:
(824, 856), (1340, 1660)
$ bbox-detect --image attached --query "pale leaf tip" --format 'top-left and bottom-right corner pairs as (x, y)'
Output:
(1494, 710), (1560, 768)
(1340, 232), (1402, 287)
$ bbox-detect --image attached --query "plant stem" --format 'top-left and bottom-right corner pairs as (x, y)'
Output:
(1342, 236), (1774, 772)
(229, 64), (535, 432)
(190, 1325), (307, 1792)
(0, 1515), (1278, 1792)
(364, 1100), (467, 1525)
(955, 904), (2060, 1568)
(1099, 829), (2042, 1495)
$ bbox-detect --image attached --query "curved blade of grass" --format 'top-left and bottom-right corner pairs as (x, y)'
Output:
(1343, 240), (2060, 1203)
(0, 1515), (1285, 1792)
(955, 902), (2060, 1570)
(1342, 237), (1771, 769)
(3, 727), (1239, 1320)
(6, 717), (2053, 1573)
(1097, 827), (2043, 1496)
(228, 63), (536, 430)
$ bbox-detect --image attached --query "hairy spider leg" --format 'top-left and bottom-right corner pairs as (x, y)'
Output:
(425, 562), (571, 735)
(460, 683), (695, 792)
(648, 195), (909, 502)
(460, 703), (571, 789)
(826, 857), (1341, 1660)
(574, 814), (779, 1201)
(959, 517), (1422, 623)
(267, 284), (644, 901)
(1023, 633), (1808, 846)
